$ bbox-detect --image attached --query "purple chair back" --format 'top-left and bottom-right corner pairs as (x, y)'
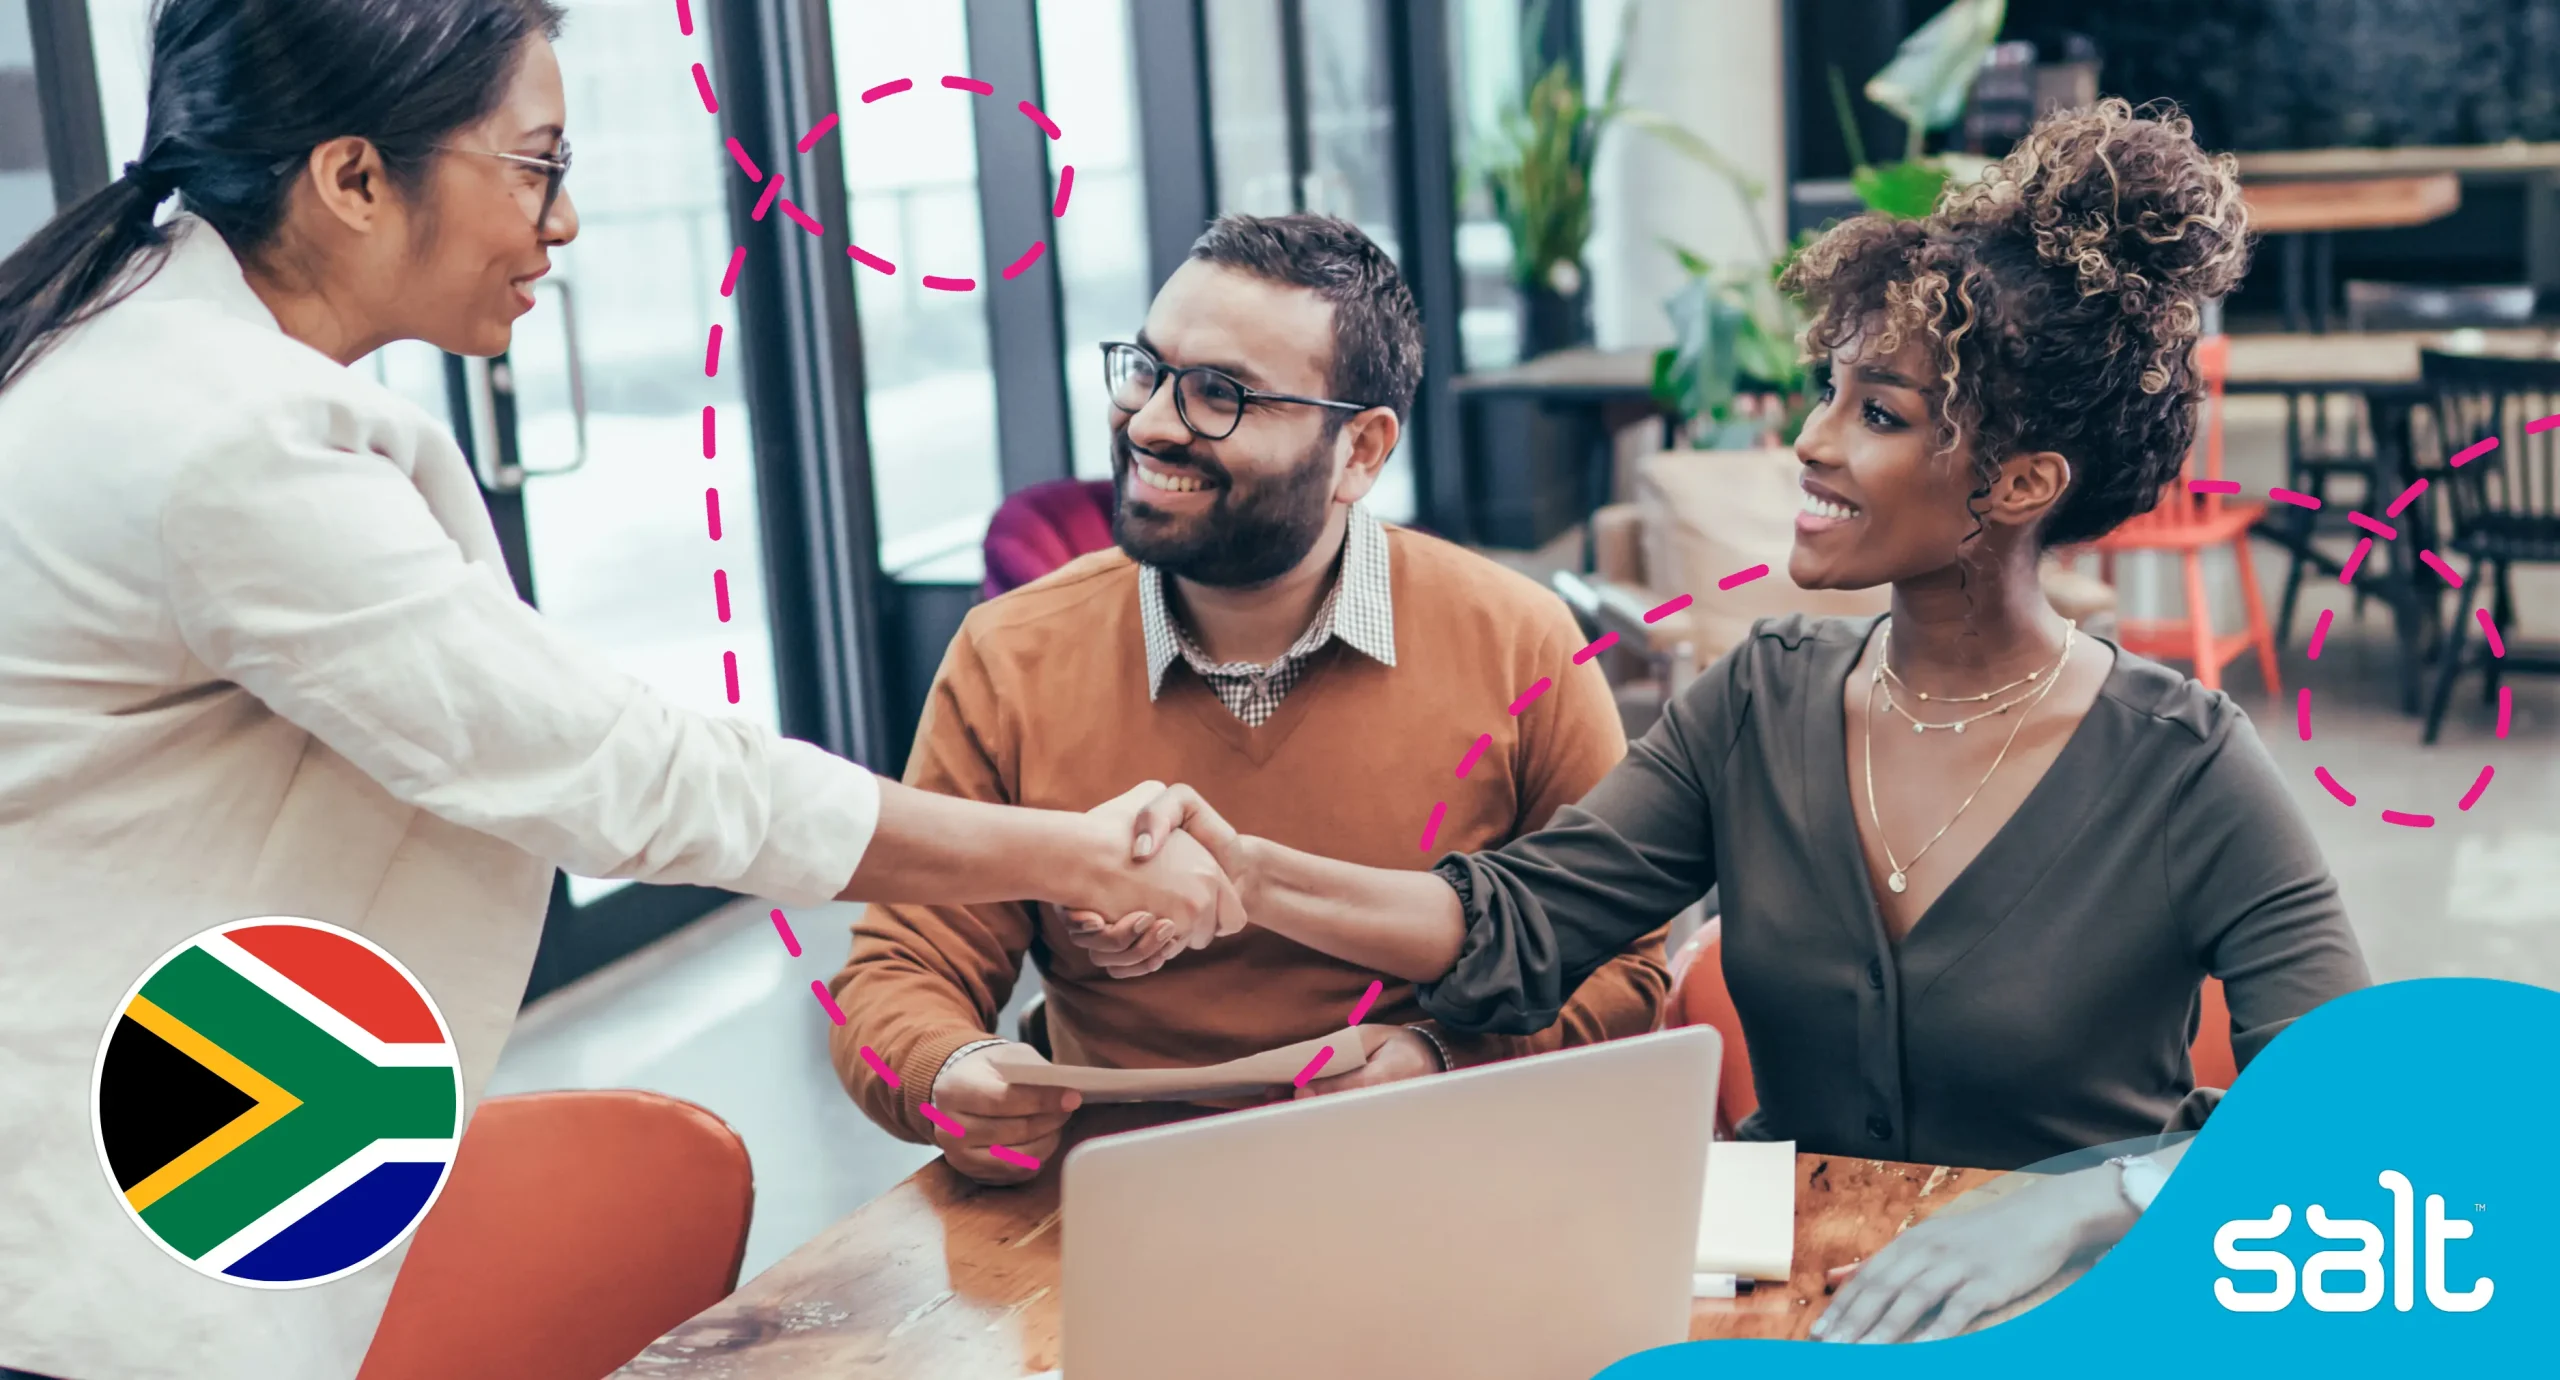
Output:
(982, 478), (1120, 600)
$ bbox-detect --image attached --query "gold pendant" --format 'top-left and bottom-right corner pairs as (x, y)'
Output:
(1888, 871), (1908, 894)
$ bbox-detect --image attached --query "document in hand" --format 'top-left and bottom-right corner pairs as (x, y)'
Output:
(985, 1026), (1391, 1104)
(1696, 1139), (1797, 1281)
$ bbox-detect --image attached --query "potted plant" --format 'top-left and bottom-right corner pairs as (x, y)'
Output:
(1479, 0), (1630, 357)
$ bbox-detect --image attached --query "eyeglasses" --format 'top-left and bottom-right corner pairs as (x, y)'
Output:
(1101, 341), (1368, 441)
(441, 140), (573, 230)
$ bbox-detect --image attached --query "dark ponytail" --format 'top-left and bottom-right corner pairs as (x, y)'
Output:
(0, 0), (565, 389)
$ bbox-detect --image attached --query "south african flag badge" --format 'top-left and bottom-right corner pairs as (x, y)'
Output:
(90, 918), (463, 1288)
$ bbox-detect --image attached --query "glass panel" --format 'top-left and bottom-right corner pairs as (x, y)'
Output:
(514, 0), (783, 907)
(1036, 0), (1151, 483)
(830, 0), (1003, 573)
(1203, 0), (1292, 217)
(1, 0), (52, 255)
(1451, 0), (1526, 371)
(1298, 0), (1411, 523)
(357, 340), (453, 425)
(84, 0), (150, 168)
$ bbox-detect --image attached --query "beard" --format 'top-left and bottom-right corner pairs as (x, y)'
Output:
(1109, 427), (1335, 588)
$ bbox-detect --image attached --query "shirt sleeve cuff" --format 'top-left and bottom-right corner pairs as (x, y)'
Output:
(731, 739), (883, 906)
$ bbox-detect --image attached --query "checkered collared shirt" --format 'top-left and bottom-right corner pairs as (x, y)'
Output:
(1139, 503), (1397, 727)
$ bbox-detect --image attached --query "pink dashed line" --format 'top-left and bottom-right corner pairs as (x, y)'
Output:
(2296, 688), (2312, 742)
(701, 405), (716, 458)
(2189, 479), (2242, 495)
(2479, 609), (2507, 659)
(2450, 437), (2499, 468)
(797, 112), (839, 151)
(2498, 686), (2514, 739)
(1001, 241), (1047, 280)
(989, 1145), (1042, 1171)
(1454, 733), (1491, 779)
(2531, 412), (2560, 435)
(1574, 631), (1619, 663)
(859, 1046), (901, 1089)
(923, 275), (976, 292)
(2420, 550), (2463, 587)
(1053, 165), (1075, 217)
(2270, 487), (2320, 509)
(1508, 677), (1552, 715)
(675, 0), (693, 36)
(725, 137), (763, 182)
(2382, 810), (2436, 829)
(2308, 608), (2335, 661)
(862, 78), (913, 103)
(770, 907), (802, 957)
(2347, 511), (2397, 540)
(2315, 767), (2357, 807)
(920, 1104), (969, 1140)
(2459, 766), (2496, 812)
(692, 63), (718, 113)
(779, 199), (824, 236)
(724, 651), (741, 705)
(705, 488), (723, 540)
(1293, 1047), (1335, 1087)
(943, 75), (995, 94)
(849, 243), (896, 275)
(1718, 565), (1770, 592)
(714, 570), (732, 622)
(811, 980), (848, 1027)
(1346, 980), (1383, 1027)
(704, 324), (722, 376)
(720, 246), (745, 297)
(2339, 536), (2374, 584)
(1019, 100), (1062, 138)
(751, 175), (784, 221)
(1417, 802), (1447, 853)
(2386, 478), (2428, 518)
(1646, 593), (1693, 622)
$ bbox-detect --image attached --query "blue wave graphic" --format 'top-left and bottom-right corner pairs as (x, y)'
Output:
(1599, 978), (2553, 1375)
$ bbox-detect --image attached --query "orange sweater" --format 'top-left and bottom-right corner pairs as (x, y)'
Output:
(828, 527), (1670, 1144)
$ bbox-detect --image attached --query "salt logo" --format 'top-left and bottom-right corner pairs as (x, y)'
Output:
(2214, 1172), (2493, 1313)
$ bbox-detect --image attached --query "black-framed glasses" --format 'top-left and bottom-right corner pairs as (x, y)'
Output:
(1101, 341), (1368, 441)
(441, 140), (573, 230)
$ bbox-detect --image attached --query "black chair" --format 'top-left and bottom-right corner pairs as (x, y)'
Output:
(2271, 387), (2386, 651)
(2416, 350), (2560, 744)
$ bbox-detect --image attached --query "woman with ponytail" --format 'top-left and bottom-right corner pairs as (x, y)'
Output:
(0, 5), (1232, 1376)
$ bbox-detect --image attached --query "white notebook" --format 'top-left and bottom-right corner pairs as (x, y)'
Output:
(1695, 1139), (1797, 1281)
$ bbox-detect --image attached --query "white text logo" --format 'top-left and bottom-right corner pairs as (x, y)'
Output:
(2215, 1172), (2492, 1313)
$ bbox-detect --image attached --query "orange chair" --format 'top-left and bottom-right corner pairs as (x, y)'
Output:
(1664, 923), (2240, 1134)
(2090, 335), (2283, 695)
(357, 1091), (754, 1380)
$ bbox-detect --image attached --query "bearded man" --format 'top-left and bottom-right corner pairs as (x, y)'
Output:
(826, 214), (1669, 1183)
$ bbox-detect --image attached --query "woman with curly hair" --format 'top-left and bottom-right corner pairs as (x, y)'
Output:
(1069, 99), (2372, 1340)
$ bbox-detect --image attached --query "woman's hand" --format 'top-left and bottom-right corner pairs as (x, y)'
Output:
(1060, 781), (1244, 946)
(1811, 1164), (2135, 1343)
(1060, 783), (1250, 976)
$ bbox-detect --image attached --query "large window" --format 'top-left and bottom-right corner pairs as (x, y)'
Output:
(829, 1), (1004, 575)
(1037, 0), (1152, 483)
(1, 0), (52, 254)
(1450, 0), (1527, 371)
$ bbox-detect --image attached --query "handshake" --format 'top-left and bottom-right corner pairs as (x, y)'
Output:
(1061, 780), (1252, 978)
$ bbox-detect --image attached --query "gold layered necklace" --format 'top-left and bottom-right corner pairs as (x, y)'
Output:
(1861, 617), (2077, 896)
(1874, 621), (2072, 734)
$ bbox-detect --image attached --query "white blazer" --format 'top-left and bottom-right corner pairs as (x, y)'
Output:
(0, 215), (880, 1379)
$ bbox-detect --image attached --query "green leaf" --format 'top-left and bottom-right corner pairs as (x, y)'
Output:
(1852, 160), (1950, 219)
(1863, 0), (2007, 136)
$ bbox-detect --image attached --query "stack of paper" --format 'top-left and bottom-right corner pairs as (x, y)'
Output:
(984, 1027), (1384, 1105)
(1696, 1139), (1797, 1282)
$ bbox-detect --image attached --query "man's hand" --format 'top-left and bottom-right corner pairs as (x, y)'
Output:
(927, 1042), (1084, 1185)
(1063, 908), (1187, 978)
(1294, 1027), (1445, 1098)
(1811, 1162), (2133, 1343)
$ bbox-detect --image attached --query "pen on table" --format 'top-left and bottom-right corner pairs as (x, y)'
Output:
(1822, 1261), (1862, 1294)
(1690, 1273), (1755, 1299)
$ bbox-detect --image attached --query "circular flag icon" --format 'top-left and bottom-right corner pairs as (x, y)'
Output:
(90, 917), (462, 1288)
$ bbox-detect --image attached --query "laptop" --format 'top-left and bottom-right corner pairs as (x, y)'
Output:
(1060, 1025), (1721, 1380)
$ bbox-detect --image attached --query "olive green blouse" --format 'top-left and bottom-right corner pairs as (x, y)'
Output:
(1420, 615), (2372, 1171)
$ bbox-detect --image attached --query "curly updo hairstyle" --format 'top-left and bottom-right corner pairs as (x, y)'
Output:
(1779, 98), (2252, 548)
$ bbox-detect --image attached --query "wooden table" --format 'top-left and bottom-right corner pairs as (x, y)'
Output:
(613, 1106), (2040, 1377)
(2241, 174), (2463, 333)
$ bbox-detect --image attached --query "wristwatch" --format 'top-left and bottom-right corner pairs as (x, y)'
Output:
(2106, 1153), (2167, 1213)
